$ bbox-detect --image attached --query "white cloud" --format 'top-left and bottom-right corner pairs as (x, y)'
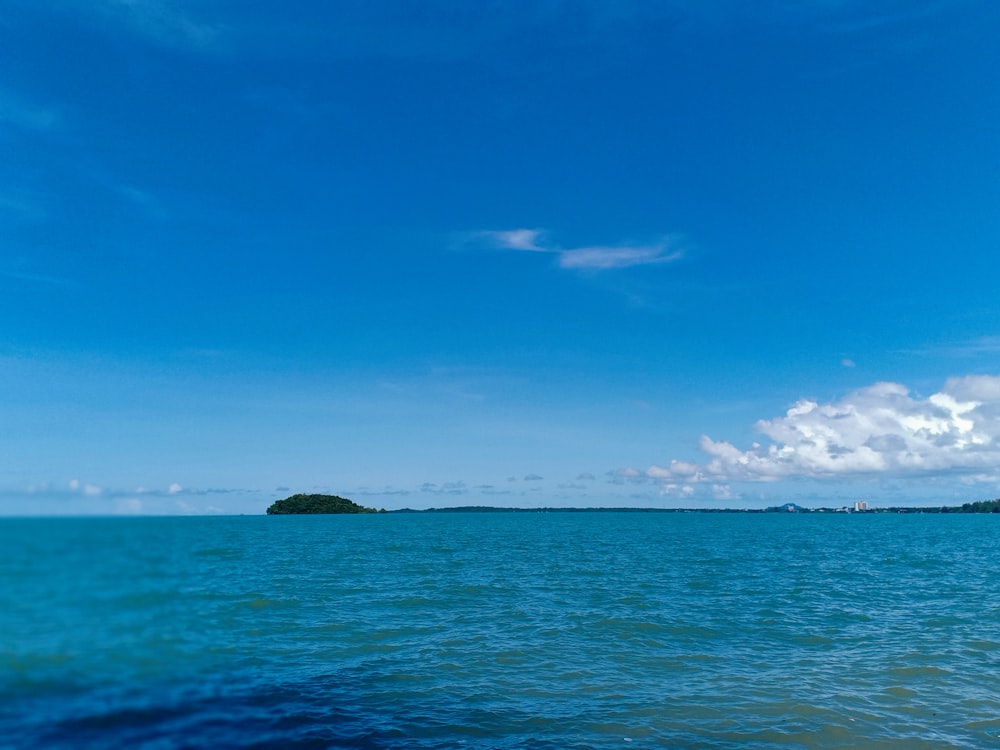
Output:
(648, 376), (1000, 484)
(712, 484), (736, 501)
(658, 483), (695, 498)
(479, 228), (682, 271)
(168, 482), (183, 494)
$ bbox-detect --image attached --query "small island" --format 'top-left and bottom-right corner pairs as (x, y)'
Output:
(266, 493), (380, 514)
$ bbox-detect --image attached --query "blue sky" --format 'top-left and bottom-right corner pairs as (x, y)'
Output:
(3, 0), (1000, 514)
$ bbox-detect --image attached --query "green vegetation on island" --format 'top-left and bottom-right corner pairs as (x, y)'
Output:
(266, 494), (380, 515)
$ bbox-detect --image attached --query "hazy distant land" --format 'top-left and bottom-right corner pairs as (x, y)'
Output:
(267, 494), (1000, 515)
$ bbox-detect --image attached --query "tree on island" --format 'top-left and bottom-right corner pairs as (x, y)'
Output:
(266, 493), (379, 514)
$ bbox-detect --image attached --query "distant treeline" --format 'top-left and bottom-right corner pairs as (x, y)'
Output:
(872, 499), (1000, 514)
(953, 498), (1000, 513)
(266, 495), (1000, 515)
(396, 506), (685, 513)
(394, 501), (1000, 513)
(405, 501), (1000, 514)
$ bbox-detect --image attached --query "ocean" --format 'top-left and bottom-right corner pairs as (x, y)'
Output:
(3, 512), (999, 748)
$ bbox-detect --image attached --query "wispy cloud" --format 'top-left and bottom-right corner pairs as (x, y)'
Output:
(0, 88), (60, 133)
(907, 336), (1000, 359)
(476, 228), (682, 271)
(68, 478), (102, 496)
(0, 269), (76, 287)
(0, 191), (47, 224)
(819, 1), (966, 34)
(87, 172), (169, 220)
(8, 479), (255, 516)
(490, 228), (547, 252)
(644, 375), (1000, 485)
(418, 481), (468, 496)
(559, 244), (681, 270)
(65, 0), (222, 52)
(608, 467), (646, 484)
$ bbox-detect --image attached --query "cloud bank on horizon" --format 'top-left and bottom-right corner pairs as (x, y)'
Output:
(15, 373), (1000, 515)
(638, 375), (1000, 493)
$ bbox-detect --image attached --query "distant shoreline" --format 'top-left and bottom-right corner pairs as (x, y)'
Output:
(388, 502), (1000, 515)
(265, 493), (1000, 516)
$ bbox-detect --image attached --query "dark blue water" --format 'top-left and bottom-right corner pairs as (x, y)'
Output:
(3, 513), (1000, 748)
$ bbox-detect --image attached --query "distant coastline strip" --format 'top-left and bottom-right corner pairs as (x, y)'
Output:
(266, 495), (1000, 515)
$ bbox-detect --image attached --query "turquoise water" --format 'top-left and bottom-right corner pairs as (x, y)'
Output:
(3, 513), (1000, 748)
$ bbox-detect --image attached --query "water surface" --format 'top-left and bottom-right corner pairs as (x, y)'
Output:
(3, 512), (999, 748)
